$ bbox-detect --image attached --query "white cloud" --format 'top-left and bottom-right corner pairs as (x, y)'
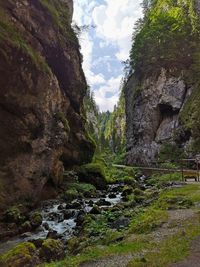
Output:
(94, 75), (123, 112)
(86, 71), (106, 86)
(73, 0), (143, 111)
(92, 0), (142, 61)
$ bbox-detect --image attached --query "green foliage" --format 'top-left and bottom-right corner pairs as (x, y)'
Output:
(147, 172), (182, 189)
(83, 83), (126, 156)
(103, 88), (126, 154)
(104, 166), (137, 184)
(130, 0), (200, 78)
(157, 142), (185, 163)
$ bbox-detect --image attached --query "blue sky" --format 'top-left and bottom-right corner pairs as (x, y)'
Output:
(73, 0), (143, 111)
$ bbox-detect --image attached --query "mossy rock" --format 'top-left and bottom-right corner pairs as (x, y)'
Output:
(62, 188), (79, 202)
(70, 183), (96, 198)
(133, 188), (145, 196)
(122, 186), (133, 197)
(39, 239), (65, 262)
(29, 212), (42, 229)
(20, 221), (32, 232)
(0, 242), (37, 267)
(77, 163), (107, 190)
(3, 207), (23, 224)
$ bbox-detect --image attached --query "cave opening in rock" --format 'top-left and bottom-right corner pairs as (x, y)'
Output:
(158, 103), (179, 118)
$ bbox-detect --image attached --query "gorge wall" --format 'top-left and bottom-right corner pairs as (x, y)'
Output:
(0, 0), (94, 209)
(125, 0), (200, 165)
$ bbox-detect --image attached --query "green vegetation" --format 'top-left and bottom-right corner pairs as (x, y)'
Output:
(157, 143), (185, 164)
(147, 172), (182, 188)
(130, 0), (200, 78)
(83, 84), (126, 162)
(130, 207), (168, 234)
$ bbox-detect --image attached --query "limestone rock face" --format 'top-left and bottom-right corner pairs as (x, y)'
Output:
(125, 69), (191, 165)
(0, 0), (94, 208)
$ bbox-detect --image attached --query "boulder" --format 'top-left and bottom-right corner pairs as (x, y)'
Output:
(39, 239), (65, 262)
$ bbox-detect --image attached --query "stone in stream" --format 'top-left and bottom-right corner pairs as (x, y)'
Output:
(43, 222), (50, 231)
(47, 230), (61, 239)
(108, 193), (117, 199)
(29, 212), (42, 229)
(111, 217), (130, 230)
(89, 205), (101, 215)
(96, 199), (111, 206)
(20, 232), (32, 238)
(47, 212), (62, 222)
(57, 204), (66, 210)
(63, 210), (75, 220)
(88, 200), (94, 206)
(121, 186), (133, 197)
(66, 202), (82, 209)
(75, 210), (86, 226)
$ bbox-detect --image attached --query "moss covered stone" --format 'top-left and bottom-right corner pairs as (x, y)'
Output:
(29, 212), (42, 229)
(39, 239), (65, 262)
(4, 206), (22, 224)
(0, 242), (37, 267)
(63, 188), (79, 202)
(77, 163), (107, 190)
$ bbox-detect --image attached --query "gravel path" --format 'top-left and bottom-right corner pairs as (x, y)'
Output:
(80, 253), (135, 267)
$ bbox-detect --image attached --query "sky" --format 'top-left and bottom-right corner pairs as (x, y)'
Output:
(73, 0), (143, 112)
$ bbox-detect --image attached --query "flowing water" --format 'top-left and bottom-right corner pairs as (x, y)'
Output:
(0, 184), (123, 254)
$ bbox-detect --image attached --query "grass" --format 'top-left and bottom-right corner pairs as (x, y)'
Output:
(130, 207), (168, 234)
(128, 215), (200, 267)
(41, 239), (148, 267)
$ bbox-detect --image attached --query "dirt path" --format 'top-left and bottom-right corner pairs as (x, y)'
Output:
(80, 209), (197, 267)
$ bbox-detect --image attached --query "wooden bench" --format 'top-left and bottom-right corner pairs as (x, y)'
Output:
(182, 170), (200, 182)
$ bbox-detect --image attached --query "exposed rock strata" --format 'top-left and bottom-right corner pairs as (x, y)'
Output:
(0, 0), (94, 208)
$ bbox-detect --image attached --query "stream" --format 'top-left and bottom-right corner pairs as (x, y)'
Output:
(0, 184), (123, 254)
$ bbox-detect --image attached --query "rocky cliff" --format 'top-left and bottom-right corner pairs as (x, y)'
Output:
(0, 0), (94, 209)
(125, 0), (200, 165)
